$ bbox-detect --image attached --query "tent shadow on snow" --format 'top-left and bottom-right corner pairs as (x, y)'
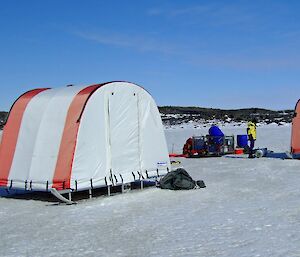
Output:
(265, 152), (290, 160)
(225, 152), (290, 160)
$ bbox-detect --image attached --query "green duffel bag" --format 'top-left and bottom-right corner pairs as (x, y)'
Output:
(159, 168), (206, 190)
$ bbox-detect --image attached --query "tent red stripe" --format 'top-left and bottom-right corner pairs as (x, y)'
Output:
(292, 148), (300, 154)
(291, 100), (300, 154)
(52, 84), (102, 190)
(0, 88), (49, 187)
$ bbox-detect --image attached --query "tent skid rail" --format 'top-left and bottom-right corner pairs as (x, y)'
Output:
(2, 174), (164, 204)
(50, 188), (75, 205)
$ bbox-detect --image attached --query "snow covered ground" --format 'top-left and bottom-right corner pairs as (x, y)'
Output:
(1, 124), (300, 257)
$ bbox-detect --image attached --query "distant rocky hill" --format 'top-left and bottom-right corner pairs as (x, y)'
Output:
(158, 106), (294, 126)
(0, 107), (295, 129)
(0, 112), (7, 129)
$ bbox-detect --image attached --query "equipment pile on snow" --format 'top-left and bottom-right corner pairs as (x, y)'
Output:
(182, 125), (235, 157)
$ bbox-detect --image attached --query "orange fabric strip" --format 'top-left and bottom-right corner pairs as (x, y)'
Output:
(291, 100), (300, 155)
(0, 89), (49, 187)
(52, 84), (102, 190)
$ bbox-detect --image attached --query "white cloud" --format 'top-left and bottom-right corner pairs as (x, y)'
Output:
(73, 30), (180, 55)
(72, 30), (300, 72)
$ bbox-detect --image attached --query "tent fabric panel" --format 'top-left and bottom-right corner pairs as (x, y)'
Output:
(8, 89), (58, 185)
(71, 82), (166, 190)
(291, 100), (300, 154)
(52, 84), (102, 190)
(26, 86), (87, 191)
(0, 88), (49, 187)
(71, 89), (111, 189)
(108, 84), (140, 184)
(138, 90), (170, 177)
(71, 178), (108, 192)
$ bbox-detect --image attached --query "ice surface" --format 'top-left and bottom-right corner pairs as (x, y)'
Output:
(1, 125), (300, 257)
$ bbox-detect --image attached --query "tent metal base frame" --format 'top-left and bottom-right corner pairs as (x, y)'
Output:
(55, 178), (162, 204)
(1, 175), (167, 204)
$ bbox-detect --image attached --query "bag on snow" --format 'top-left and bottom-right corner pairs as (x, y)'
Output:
(159, 168), (206, 190)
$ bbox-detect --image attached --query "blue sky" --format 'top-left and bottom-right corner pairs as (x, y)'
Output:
(0, 0), (299, 110)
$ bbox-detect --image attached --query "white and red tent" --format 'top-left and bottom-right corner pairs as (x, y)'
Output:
(0, 82), (170, 191)
(291, 99), (300, 157)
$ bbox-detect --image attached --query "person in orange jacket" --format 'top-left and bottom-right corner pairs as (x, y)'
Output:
(183, 137), (193, 155)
